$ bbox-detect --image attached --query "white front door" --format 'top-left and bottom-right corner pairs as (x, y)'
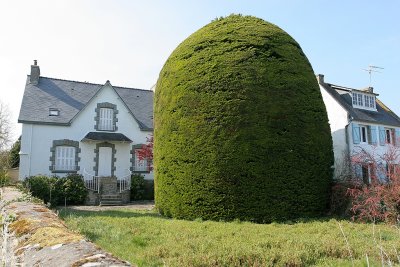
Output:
(98, 147), (112, 176)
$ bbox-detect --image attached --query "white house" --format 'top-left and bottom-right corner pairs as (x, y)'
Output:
(18, 61), (153, 203)
(318, 74), (400, 184)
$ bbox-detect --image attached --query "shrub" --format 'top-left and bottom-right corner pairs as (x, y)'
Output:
(0, 170), (10, 187)
(130, 174), (145, 200)
(143, 180), (154, 200)
(23, 174), (87, 206)
(154, 14), (333, 222)
(23, 175), (56, 204)
(58, 174), (88, 205)
(331, 145), (400, 223)
(130, 175), (154, 200)
(330, 181), (354, 218)
(9, 139), (20, 168)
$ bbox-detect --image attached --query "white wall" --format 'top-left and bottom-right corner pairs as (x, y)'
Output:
(19, 84), (153, 180)
(347, 121), (400, 162)
(319, 85), (349, 177)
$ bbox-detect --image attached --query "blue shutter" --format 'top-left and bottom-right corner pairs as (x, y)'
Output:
(369, 126), (377, 145)
(354, 164), (362, 178)
(352, 123), (360, 144)
(395, 128), (400, 147)
(379, 126), (386, 146)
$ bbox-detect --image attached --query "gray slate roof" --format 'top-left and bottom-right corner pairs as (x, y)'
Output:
(18, 76), (153, 130)
(320, 82), (400, 127)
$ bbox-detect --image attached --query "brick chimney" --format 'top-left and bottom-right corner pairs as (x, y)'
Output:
(316, 74), (324, 84)
(30, 60), (40, 85)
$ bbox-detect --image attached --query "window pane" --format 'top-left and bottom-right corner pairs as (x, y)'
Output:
(99, 108), (113, 130)
(358, 94), (363, 106)
(364, 95), (369, 107)
(55, 146), (76, 171)
(135, 150), (147, 171)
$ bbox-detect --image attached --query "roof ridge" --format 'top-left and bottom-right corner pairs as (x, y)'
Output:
(38, 76), (150, 91)
(113, 85), (153, 92)
(38, 76), (104, 86)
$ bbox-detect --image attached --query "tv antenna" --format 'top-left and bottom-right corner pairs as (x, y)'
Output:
(363, 65), (384, 87)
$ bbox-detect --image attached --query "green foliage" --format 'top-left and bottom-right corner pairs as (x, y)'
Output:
(23, 175), (55, 204)
(130, 174), (145, 200)
(9, 139), (20, 168)
(143, 180), (154, 200)
(0, 171), (10, 187)
(60, 208), (400, 266)
(23, 174), (87, 206)
(154, 14), (333, 222)
(58, 174), (88, 205)
(130, 174), (154, 200)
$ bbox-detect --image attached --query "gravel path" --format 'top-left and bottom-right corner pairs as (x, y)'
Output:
(66, 201), (155, 212)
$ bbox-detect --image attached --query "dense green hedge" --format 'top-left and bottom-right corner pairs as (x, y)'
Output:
(154, 15), (333, 222)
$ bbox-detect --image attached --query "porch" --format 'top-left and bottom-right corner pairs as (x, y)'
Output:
(82, 170), (131, 206)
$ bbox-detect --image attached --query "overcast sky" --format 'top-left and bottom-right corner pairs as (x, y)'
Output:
(1, 0), (399, 142)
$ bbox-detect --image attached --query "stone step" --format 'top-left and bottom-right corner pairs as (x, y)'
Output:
(99, 200), (123, 206)
(101, 194), (122, 200)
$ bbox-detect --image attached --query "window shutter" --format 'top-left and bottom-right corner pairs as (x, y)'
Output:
(55, 146), (76, 171)
(354, 164), (362, 178)
(395, 128), (400, 147)
(99, 108), (114, 131)
(352, 123), (360, 144)
(369, 126), (377, 145)
(378, 126), (386, 146)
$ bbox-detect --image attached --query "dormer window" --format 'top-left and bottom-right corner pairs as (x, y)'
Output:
(99, 108), (114, 131)
(352, 91), (376, 110)
(49, 108), (59, 116)
(95, 102), (118, 132)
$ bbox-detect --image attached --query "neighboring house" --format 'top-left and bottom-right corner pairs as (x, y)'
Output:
(318, 74), (400, 184)
(18, 61), (153, 203)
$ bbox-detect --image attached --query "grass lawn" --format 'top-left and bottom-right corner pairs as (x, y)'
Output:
(59, 208), (400, 266)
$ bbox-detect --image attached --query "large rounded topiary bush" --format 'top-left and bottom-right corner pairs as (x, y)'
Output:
(154, 15), (333, 222)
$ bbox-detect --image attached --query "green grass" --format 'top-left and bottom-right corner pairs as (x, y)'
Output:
(59, 208), (400, 266)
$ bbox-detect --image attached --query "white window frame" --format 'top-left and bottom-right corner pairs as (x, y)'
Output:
(352, 92), (376, 111)
(360, 125), (368, 143)
(54, 146), (76, 171)
(134, 149), (148, 172)
(357, 93), (363, 106)
(385, 128), (394, 144)
(49, 108), (60, 116)
(98, 107), (114, 131)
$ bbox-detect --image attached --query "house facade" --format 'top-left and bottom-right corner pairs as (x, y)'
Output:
(18, 61), (153, 203)
(318, 74), (400, 184)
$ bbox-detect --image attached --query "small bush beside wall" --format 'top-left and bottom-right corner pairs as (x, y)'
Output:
(130, 174), (154, 200)
(23, 174), (87, 206)
(23, 175), (56, 204)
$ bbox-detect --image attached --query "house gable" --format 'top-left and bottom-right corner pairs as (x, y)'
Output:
(18, 72), (153, 130)
(318, 75), (400, 128)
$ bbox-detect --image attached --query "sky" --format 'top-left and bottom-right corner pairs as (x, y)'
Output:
(1, 0), (399, 142)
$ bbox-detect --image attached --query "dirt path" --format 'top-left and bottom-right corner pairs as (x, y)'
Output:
(0, 186), (133, 266)
(66, 200), (155, 211)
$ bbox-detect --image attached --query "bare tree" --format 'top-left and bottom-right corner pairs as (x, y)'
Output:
(0, 101), (11, 179)
(0, 101), (11, 151)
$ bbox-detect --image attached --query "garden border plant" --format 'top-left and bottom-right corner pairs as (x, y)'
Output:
(23, 174), (88, 207)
